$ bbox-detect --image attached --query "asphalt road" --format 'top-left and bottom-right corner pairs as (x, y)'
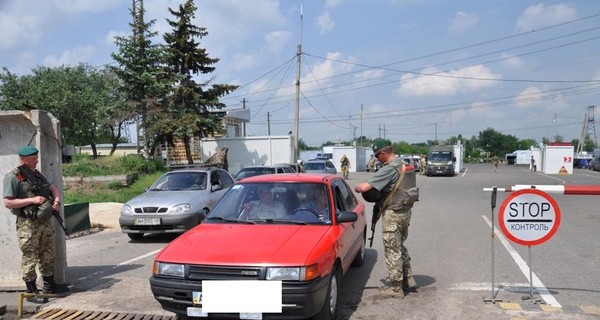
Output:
(8, 164), (599, 320)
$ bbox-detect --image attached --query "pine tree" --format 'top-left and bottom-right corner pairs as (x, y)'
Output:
(110, 0), (170, 158)
(161, 0), (238, 164)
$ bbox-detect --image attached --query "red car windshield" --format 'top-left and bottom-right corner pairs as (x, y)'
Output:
(206, 182), (332, 224)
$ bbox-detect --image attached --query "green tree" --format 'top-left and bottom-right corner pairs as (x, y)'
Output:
(160, 0), (238, 164)
(0, 64), (123, 154)
(477, 128), (518, 159)
(110, 1), (169, 158)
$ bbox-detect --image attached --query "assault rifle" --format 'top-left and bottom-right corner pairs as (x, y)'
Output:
(17, 165), (69, 235)
(368, 203), (382, 247)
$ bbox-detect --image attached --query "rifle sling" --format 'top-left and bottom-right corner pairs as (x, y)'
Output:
(380, 163), (406, 214)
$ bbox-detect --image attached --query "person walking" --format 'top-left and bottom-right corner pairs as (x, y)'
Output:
(420, 154), (427, 175)
(368, 155), (377, 174)
(354, 141), (418, 298)
(3, 145), (69, 302)
(492, 156), (499, 173)
(340, 154), (351, 179)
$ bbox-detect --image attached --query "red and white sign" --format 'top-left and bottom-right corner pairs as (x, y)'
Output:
(563, 156), (572, 162)
(498, 189), (561, 246)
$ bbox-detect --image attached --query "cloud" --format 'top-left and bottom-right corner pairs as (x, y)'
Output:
(355, 69), (385, 82)
(500, 53), (525, 69)
(449, 11), (479, 33)
(301, 51), (355, 92)
(42, 45), (96, 67)
(104, 30), (127, 45)
(231, 53), (257, 71)
(317, 11), (335, 35)
(0, 12), (41, 50)
(514, 86), (543, 108)
(325, 0), (345, 8)
(397, 65), (501, 96)
(265, 30), (292, 53)
(51, 0), (121, 13)
(516, 3), (577, 32)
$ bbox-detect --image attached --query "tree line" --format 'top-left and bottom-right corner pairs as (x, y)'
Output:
(0, 0), (237, 163)
(325, 128), (597, 162)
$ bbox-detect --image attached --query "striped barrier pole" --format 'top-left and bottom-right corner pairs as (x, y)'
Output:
(483, 185), (600, 195)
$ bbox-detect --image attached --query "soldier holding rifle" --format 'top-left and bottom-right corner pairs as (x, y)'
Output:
(354, 141), (418, 298)
(3, 145), (69, 302)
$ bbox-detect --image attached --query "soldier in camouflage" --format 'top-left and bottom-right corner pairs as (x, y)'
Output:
(354, 141), (418, 298)
(2, 145), (68, 301)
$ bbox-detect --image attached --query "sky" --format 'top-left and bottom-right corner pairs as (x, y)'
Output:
(1, 0), (600, 148)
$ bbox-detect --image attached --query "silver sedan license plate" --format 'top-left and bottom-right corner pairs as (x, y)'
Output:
(134, 218), (161, 225)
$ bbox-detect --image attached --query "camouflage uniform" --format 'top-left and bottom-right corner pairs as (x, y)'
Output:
(340, 155), (350, 179)
(368, 158), (416, 287)
(3, 167), (56, 282)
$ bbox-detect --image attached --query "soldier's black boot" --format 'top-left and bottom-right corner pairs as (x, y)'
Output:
(42, 276), (70, 294)
(25, 281), (47, 303)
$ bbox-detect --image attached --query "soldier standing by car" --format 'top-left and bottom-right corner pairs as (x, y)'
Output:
(354, 141), (418, 298)
(2, 146), (69, 302)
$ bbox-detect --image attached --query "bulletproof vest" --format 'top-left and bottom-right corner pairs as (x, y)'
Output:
(385, 163), (419, 211)
(16, 169), (54, 221)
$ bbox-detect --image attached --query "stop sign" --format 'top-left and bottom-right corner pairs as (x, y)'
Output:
(498, 188), (561, 246)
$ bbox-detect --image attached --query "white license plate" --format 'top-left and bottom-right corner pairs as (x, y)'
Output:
(134, 218), (160, 225)
(240, 313), (262, 319)
(187, 307), (208, 317)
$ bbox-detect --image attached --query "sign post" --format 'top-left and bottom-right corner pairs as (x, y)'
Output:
(498, 188), (561, 303)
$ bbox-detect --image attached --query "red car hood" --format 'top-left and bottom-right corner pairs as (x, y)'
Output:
(156, 223), (331, 266)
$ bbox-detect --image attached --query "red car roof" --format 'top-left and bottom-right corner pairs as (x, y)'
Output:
(236, 173), (338, 184)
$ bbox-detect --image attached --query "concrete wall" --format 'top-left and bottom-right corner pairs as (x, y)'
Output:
(200, 135), (296, 176)
(0, 110), (66, 288)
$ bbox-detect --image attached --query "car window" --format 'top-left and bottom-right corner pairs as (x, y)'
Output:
(305, 162), (324, 170)
(331, 179), (357, 212)
(189, 172), (207, 190)
(206, 182), (332, 225)
(326, 162), (335, 169)
(151, 172), (198, 191)
(283, 166), (294, 173)
(217, 170), (234, 188)
(277, 168), (284, 173)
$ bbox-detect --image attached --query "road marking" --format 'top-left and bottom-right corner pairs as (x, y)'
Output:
(461, 167), (468, 177)
(75, 249), (161, 282)
(482, 215), (561, 308)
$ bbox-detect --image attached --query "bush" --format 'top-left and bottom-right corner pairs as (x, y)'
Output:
(108, 180), (124, 190)
(63, 155), (164, 177)
(63, 155), (167, 203)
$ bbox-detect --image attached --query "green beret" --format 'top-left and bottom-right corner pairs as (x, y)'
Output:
(18, 145), (39, 156)
(372, 141), (391, 153)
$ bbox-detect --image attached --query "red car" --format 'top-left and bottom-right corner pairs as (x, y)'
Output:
(150, 173), (367, 319)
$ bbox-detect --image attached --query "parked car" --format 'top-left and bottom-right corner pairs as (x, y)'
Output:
(276, 163), (305, 173)
(150, 173), (366, 319)
(303, 159), (337, 174)
(591, 157), (600, 171)
(119, 166), (234, 240)
(234, 164), (296, 181)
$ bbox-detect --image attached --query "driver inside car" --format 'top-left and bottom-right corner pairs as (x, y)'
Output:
(294, 186), (332, 223)
(240, 185), (286, 220)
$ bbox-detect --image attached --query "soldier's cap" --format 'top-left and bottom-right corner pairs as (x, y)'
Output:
(18, 145), (39, 157)
(372, 141), (392, 153)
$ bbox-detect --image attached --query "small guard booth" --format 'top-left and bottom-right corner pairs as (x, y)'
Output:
(0, 110), (67, 288)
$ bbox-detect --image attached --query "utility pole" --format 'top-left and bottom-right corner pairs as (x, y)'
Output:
(267, 112), (271, 136)
(242, 98), (247, 137)
(293, 5), (303, 161)
(360, 104), (363, 147)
